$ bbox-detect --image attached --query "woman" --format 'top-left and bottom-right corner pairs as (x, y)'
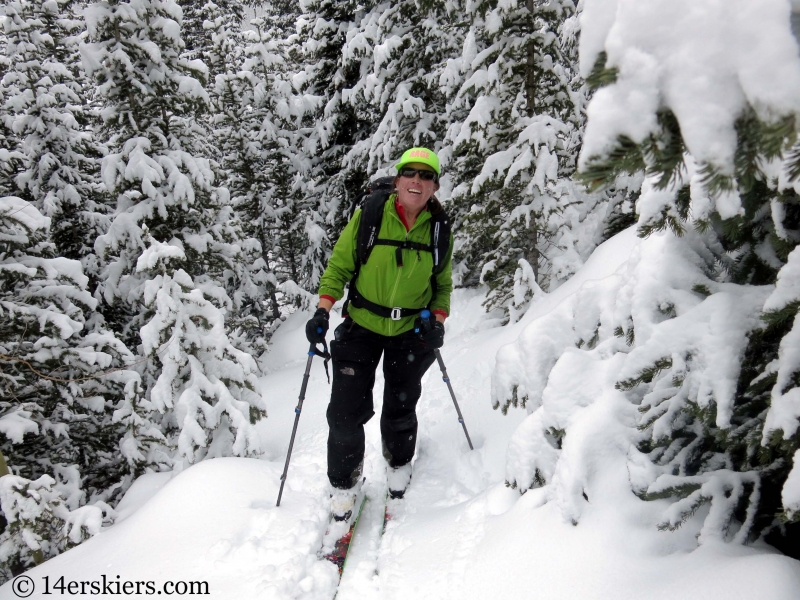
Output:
(305, 147), (453, 519)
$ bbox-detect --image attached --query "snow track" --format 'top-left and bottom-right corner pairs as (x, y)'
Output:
(260, 287), (525, 600)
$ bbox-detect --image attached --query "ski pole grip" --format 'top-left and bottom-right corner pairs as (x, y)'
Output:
(418, 309), (433, 334)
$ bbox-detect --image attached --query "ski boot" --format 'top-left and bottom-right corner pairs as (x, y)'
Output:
(329, 463), (364, 521)
(387, 462), (412, 499)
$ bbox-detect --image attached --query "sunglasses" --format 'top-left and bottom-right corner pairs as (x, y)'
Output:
(399, 167), (439, 183)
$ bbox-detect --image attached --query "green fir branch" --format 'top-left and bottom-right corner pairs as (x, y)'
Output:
(643, 110), (687, 190)
(616, 357), (673, 391)
(578, 136), (645, 192)
(761, 301), (800, 329)
(585, 51), (618, 91)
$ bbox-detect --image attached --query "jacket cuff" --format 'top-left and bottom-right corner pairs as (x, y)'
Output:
(320, 295), (336, 305)
(317, 286), (343, 301)
(432, 309), (448, 320)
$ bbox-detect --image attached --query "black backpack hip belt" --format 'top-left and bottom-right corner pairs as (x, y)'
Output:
(347, 285), (422, 321)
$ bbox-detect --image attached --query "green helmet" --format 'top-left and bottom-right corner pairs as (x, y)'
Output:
(395, 147), (440, 175)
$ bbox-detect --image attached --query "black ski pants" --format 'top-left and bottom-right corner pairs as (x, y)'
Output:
(327, 318), (436, 489)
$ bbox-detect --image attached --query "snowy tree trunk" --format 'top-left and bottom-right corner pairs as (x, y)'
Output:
(526, 0), (538, 117)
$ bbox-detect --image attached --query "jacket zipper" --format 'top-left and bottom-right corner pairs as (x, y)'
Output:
(386, 208), (428, 335)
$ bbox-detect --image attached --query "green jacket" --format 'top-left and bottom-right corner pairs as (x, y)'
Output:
(318, 195), (454, 336)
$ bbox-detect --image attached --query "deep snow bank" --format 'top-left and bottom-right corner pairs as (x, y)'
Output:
(0, 458), (337, 599)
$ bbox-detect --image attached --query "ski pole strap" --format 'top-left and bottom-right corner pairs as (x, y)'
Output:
(312, 339), (331, 383)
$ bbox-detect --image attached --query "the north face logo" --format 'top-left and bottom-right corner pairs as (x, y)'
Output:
(409, 150), (430, 159)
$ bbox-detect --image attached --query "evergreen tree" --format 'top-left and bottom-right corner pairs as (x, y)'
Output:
(760, 245), (800, 529)
(446, 0), (601, 321)
(83, 0), (266, 467)
(0, 196), (135, 578)
(230, 13), (324, 314)
(0, 8), (26, 198)
(580, 96), (800, 553)
(204, 12), (274, 352)
(299, 0), (466, 247)
(214, 69), (280, 351)
(182, 2), (279, 351)
(200, 0), (245, 86)
(297, 0), (376, 234)
(175, 0), (246, 97)
(175, 0), (206, 65)
(573, 6), (800, 553)
(342, 0), (459, 173)
(0, 0), (108, 270)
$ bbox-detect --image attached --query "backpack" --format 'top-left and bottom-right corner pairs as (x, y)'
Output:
(343, 176), (451, 320)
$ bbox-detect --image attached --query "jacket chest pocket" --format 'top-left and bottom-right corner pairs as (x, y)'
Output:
(402, 245), (434, 283)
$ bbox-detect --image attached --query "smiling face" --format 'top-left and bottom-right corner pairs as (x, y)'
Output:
(394, 162), (440, 219)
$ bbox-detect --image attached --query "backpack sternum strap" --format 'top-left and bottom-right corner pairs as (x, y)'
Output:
(373, 238), (433, 267)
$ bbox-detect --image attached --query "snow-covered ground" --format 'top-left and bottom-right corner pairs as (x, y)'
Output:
(3, 230), (800, 600)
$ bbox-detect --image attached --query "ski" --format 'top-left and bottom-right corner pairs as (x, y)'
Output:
(382, 494), (394, 534)
(372, 492), (401, 582)
(320, 492), (368, 576)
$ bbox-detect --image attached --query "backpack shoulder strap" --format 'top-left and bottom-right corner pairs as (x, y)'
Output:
(428, 201), (451, 275)
(343, 177), (393, 317)
(356, 176), (394, 265)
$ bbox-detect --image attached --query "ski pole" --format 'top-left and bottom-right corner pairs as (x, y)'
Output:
(276, 338), (330, 507)
(419, 310), (474, 451)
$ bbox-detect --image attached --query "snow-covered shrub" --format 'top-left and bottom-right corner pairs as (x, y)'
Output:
(497, 228), (788, 542)
(499, 0), (800, 553)
(578, 0), (800, 543)
(0, 474), (103, 580)
(136, 236), (266, 464)
(760, 246), (800, 524)
(611, 229), (775, 543)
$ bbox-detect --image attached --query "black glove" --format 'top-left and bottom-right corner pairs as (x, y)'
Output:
(421, 319), (445, 349)
(306, 308), (329, 344)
